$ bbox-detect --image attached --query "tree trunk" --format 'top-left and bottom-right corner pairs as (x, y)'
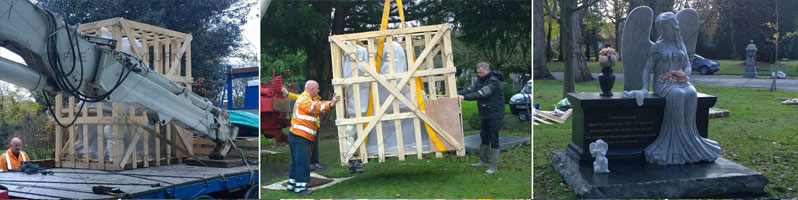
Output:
(593, 29), (600, 62)
(546, 19), (553, 61)
(558, 34), (564, 61)
(573, 10), (594, 82)
(615, 20), (622, 60)
(308, 1), (343, 123)
(534, 0), (555, 79)
(561, 0), (576, 97)
(594, 40), (600, 61)
(585, 36), (591, 61)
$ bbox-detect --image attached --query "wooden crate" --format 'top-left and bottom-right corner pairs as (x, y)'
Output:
(193, 137), (259, 159)
(329, 24), (465, 166)
(54, 18), (194, 170)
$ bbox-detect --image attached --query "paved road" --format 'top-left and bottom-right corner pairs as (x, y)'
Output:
(551, 72), (798, 92)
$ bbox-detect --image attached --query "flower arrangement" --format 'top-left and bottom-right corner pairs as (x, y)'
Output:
(599, 47), (617, 66)
(660, 69), (690, 83)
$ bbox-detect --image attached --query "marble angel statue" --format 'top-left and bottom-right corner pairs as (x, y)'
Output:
(621, 6), (721, 165)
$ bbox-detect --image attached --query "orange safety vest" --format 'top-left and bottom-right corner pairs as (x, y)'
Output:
(286, 92), (321, 127)
(0, 149), (29, 171)
(289, 91), (331, 141)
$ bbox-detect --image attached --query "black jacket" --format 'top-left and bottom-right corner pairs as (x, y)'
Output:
(458, 70), (505, 119)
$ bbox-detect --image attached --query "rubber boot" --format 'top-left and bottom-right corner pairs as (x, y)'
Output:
(486, 148), (500, 174)
(470, 145), (490, 167)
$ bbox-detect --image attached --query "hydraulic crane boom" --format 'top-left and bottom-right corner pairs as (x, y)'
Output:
(0, 0), (238, 159)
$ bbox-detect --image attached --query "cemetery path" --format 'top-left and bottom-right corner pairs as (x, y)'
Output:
(551, 72), (798, 92)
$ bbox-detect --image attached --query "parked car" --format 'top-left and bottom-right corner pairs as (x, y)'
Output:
(510, 80), (532, 121)
(691, 54), (720, 75)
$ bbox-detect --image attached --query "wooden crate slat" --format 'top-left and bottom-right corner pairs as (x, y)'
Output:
(330, 24), (464, 165)
(54, 18), (193, 170)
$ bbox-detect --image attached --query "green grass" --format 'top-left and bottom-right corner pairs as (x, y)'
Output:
(260, 130), (279, 147)
(262, 100), (531, 198)
(546, 60), (798, 78)
(715, 60), (798, 77)
(532, 79), (798, 199)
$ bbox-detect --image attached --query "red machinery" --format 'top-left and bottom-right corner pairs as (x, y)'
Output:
(261, 70), (294, 142)
(0, 185), (7, 199)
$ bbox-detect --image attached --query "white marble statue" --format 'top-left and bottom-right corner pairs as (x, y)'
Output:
(590, 139), (609, 173)
(621, 6), (721, 165)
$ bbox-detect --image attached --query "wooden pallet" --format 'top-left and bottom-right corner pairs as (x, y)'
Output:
(54, 18), (193, 170)
(184, 157), (246, 168)
(329, 24), (465, 166)
(708, 108), (730, 118)
(533, 109), (573, 125)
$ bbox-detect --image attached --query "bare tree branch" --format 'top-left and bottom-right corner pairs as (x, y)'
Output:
(544, 0), (561, 23)
(574, 0), (601, 12)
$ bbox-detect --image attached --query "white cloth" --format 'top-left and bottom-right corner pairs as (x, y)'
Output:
(622, 89), (647, 106)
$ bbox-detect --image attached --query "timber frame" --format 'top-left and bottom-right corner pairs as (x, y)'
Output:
(329, 24), (465, 166)
(54, 18), (193, 170)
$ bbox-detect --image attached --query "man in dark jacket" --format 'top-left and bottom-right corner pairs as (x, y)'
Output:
(458, 62), (505, 174)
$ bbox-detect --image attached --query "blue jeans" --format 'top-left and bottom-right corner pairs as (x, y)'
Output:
(288, 132), (310, 184)
(311, 135), (320, 164)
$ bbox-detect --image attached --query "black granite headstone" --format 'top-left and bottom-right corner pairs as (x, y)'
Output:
(566, 92), (716, 165)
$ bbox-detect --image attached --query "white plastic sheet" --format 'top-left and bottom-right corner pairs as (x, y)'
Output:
(341, 41), (431, 155)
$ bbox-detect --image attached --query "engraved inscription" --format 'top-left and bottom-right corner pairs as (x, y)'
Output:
(584, 113), (660, 147)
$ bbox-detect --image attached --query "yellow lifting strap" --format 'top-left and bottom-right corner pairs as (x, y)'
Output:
(365, 0), (447, 152)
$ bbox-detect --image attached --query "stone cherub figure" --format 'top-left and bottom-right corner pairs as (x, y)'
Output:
(590, 139), (609, 173)
(621, 6), (721, 165)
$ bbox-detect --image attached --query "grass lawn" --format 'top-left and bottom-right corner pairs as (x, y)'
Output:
(715, 60), (798, 77)
(532, 79), (798, 198)
(546, 60), (798, 78)
(261, 100), (531, 198)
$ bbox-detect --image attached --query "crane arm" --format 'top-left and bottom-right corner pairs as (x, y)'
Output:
(0, 0), (237, 159)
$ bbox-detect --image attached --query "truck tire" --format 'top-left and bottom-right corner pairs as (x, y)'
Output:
(243, 184), (259, 199)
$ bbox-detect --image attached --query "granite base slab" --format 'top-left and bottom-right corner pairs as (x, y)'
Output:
(549, 150), (768, 198)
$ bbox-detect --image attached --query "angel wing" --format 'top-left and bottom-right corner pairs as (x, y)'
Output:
(622, 6), (655, 91)
(589, 142), (598, 156)
(677, 9), (699, 69)
(589, 139), (609, 155)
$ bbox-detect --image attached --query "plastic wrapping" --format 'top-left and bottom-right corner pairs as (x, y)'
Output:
(70, 103), (161, 162)
(341, 41), (430, 155)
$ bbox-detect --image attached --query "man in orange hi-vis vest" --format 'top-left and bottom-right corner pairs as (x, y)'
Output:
(286, 80), (340, 195)
(0, 138), (30, 171)
(282, 87), (327, 171)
